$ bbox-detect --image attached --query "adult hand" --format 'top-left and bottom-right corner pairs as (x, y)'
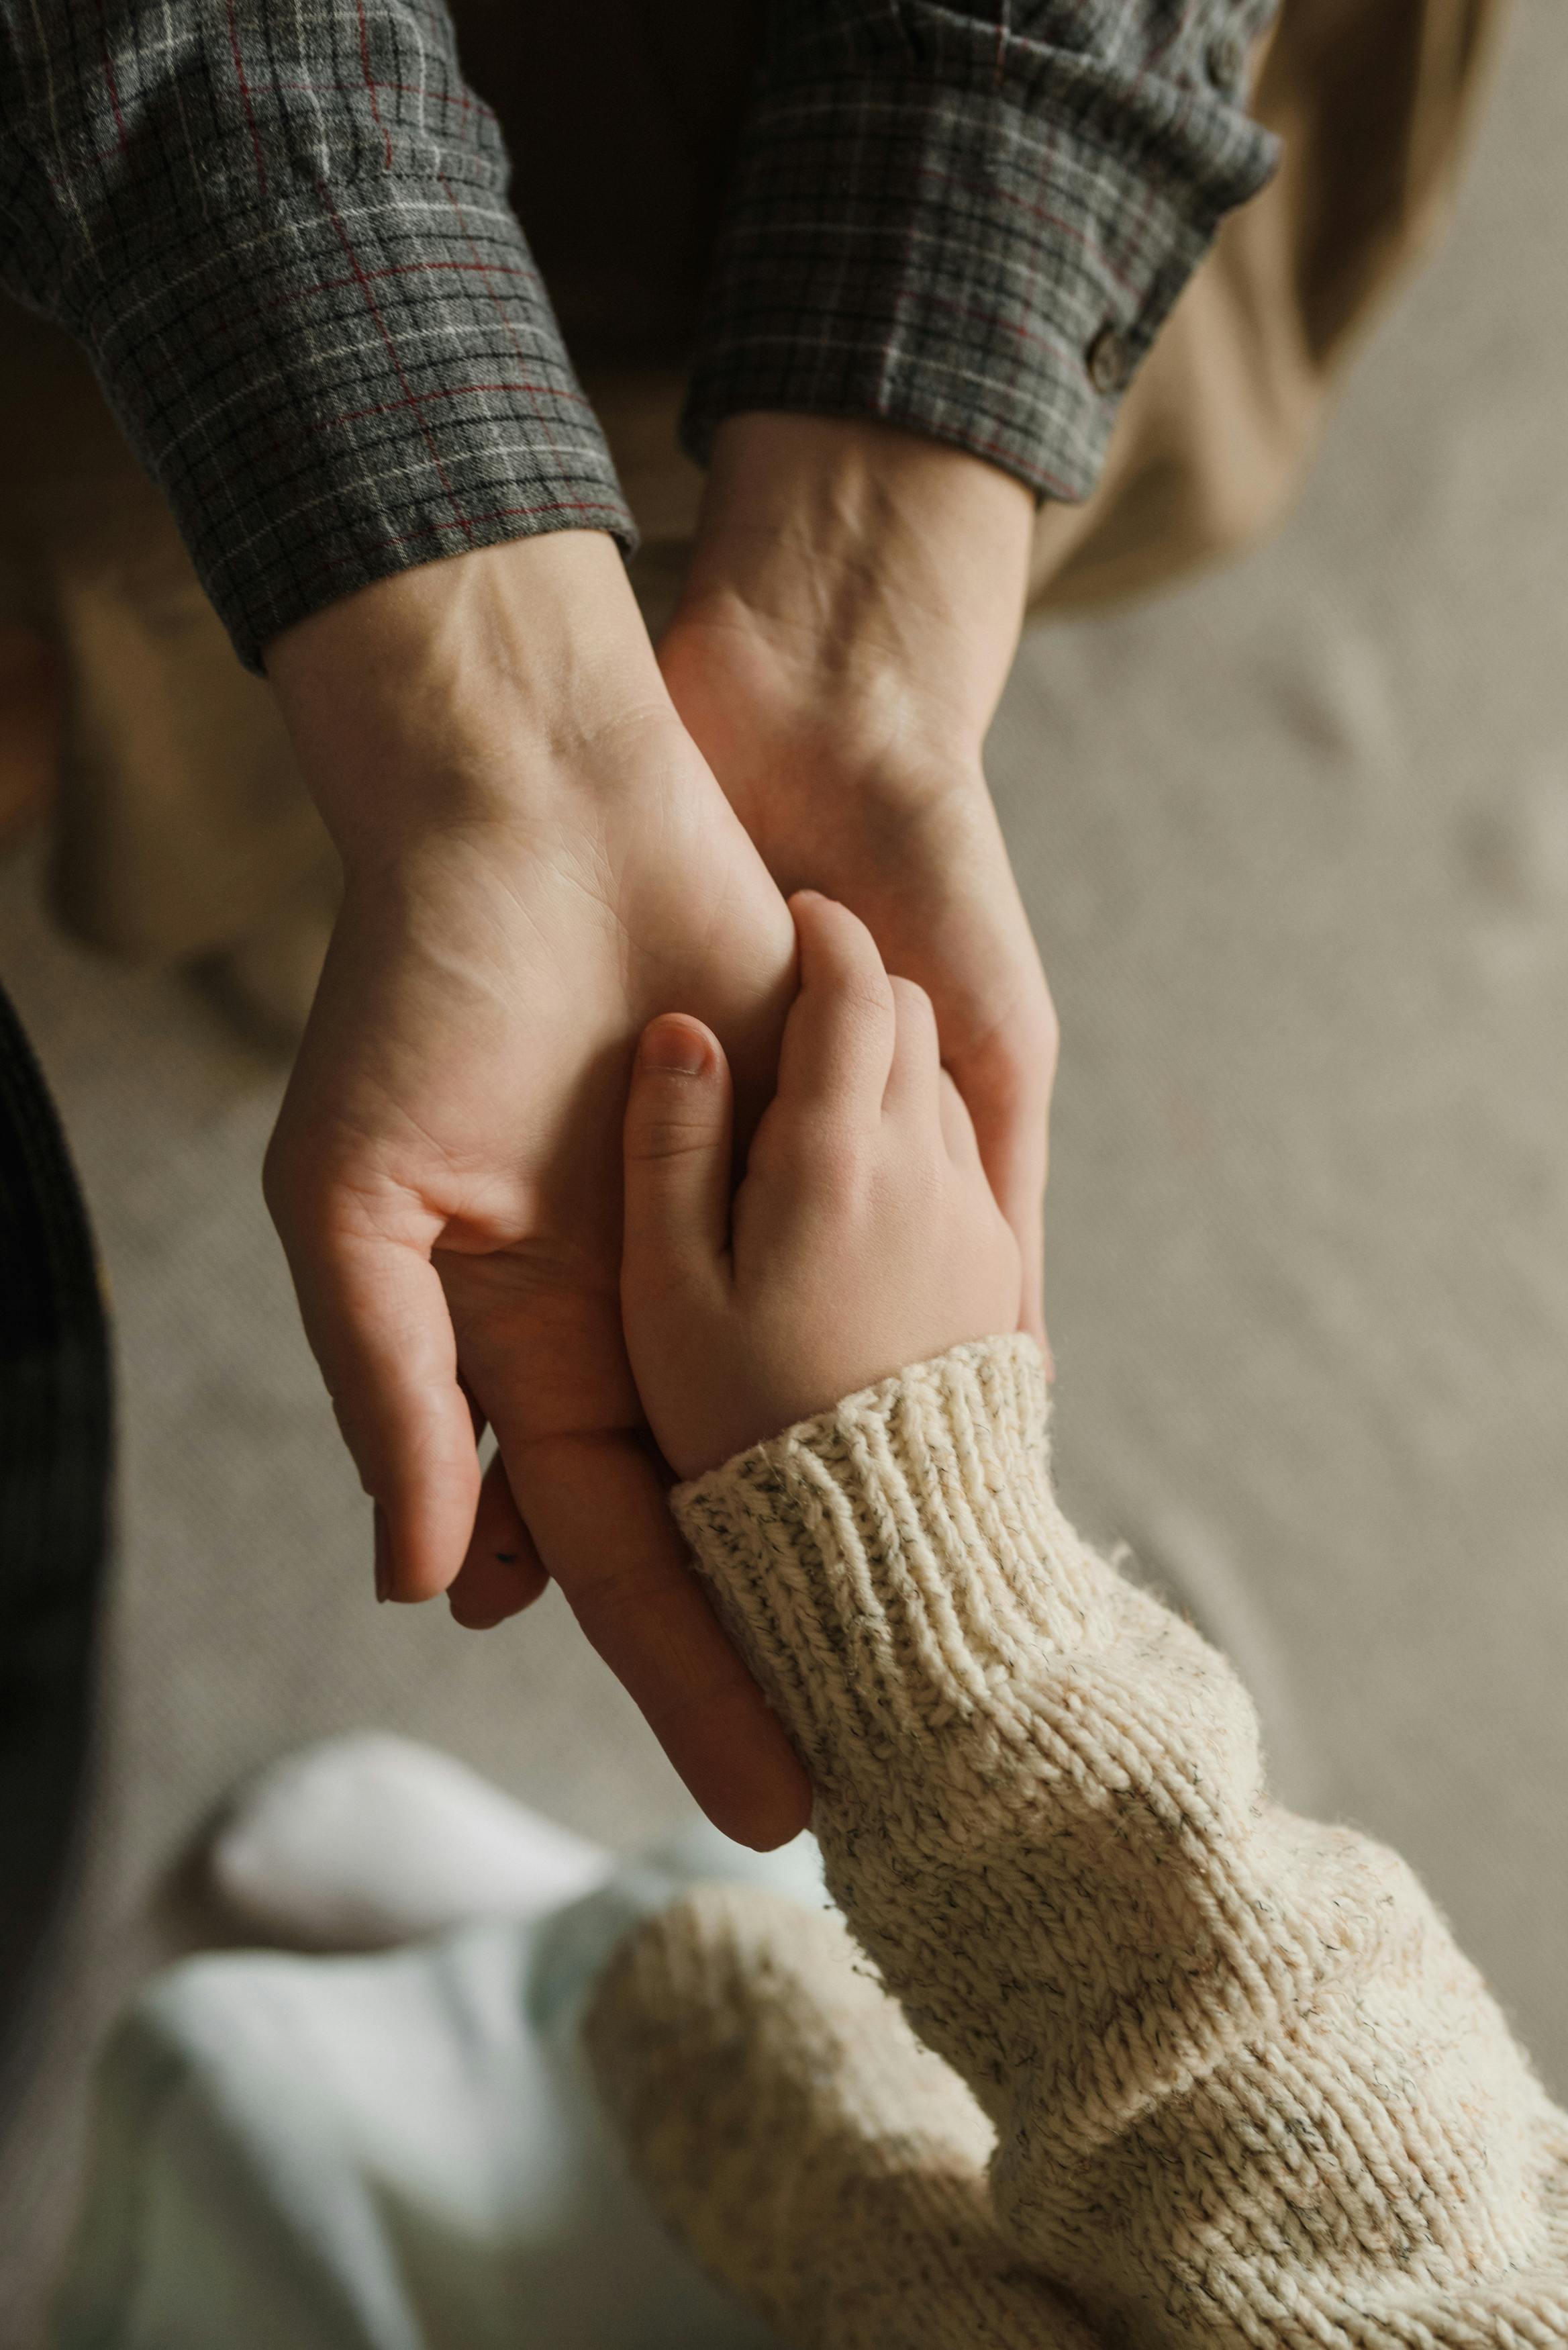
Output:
(659, 415), (1058, 1342)
(263, 532), (811, 1848)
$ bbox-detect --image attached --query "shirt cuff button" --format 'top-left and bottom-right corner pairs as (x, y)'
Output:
(1086, 326), (1131, 396)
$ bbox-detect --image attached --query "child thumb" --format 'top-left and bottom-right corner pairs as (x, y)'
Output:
(623, 1016), (732, 1280)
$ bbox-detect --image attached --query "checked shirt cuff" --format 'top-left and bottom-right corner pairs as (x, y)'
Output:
(72, 170), (634, 673)
(684, 36), (1278, 504)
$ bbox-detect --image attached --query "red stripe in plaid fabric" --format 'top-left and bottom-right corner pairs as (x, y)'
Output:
(320, 185), (475, 547)
(224, 0), (268, 194)
(91, 0), (128, 156)
(352, 0), (395, 171)
(437, 170), (574, 496)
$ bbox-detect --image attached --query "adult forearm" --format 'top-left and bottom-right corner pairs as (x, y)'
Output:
(266, 532), (672, 865)
(0, 0), (630, 673)
(669, 413), (1034, 771)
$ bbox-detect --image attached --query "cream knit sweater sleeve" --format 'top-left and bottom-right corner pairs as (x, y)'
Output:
(591, 1335), (1568, 2346)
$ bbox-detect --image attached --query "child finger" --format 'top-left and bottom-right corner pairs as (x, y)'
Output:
(883, 976), (942, 1121)
(937, 1066), (986, 1167)
(776, 892), (896, 1126)
(623, 1015), (734, 1292)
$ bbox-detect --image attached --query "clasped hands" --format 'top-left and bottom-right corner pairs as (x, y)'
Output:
(262, 418), (1057, 1849)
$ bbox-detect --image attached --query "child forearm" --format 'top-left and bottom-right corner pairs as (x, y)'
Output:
(674, 1334), (1568, 2342)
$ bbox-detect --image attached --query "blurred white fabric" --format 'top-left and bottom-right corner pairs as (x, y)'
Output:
(209, 1733), (616, 1953)
(54, 1824), (823, 2350)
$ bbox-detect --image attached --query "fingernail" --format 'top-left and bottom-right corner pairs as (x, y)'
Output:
(373, 1503), (391, 1603)
(640, 1019), (708, 1077)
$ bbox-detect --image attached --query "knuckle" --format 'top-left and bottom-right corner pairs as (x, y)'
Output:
(846, 967), (897, 1026)
(628, 1112), (716, 1164)
(622, 1256), (696, 1316)
(801, 1121), (869, 1201)
(757, 1106), (861, 1196)
(889, 974), (936, 1025)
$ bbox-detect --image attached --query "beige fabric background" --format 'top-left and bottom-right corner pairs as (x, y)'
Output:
(1, 1), (1565, 2337)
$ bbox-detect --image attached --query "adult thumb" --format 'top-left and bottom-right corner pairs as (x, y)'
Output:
(622, 1015), (732, 1291)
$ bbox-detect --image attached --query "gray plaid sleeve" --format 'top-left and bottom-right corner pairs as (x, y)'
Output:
(684, 0), (1281, 502)
(0, 0), (633, 672)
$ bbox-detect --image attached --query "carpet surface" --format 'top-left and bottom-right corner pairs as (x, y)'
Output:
(1, 5), (1565, 2335)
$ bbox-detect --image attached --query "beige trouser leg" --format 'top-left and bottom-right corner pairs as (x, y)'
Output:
(0, 301), (334, 994)
(1027, 0), (1508, 609)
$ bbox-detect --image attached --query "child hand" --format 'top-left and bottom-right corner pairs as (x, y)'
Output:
(622, 892), (1025, 1482)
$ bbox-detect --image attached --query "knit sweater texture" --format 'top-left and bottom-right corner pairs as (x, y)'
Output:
(584, 1335), (1568, 2347)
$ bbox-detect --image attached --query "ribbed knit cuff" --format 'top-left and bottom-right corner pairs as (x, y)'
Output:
(70, 170), (633, 672)
(673, 1335), (1108, 1783)
(683, 11), (1279, 503)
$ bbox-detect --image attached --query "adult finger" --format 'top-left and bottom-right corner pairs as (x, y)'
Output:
(505, 1424), (813, 1850)
(950, 1023), (1052, 1348)
(445, 1256), (812, 1850)
(270, 1208), (483, 1603)
(447, 1451), (551, 1627)
(776, 892), (896, 1125)
(622, 1016), (733, 1301)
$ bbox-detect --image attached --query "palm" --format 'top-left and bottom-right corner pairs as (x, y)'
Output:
(266, 722), (808, 1841)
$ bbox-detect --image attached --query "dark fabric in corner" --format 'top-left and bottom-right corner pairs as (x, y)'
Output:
(0, 984), (111, 2106)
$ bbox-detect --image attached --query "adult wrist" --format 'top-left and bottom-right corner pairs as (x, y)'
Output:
(266, 532), (676, 872)
(671, 414), (1034, 757)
